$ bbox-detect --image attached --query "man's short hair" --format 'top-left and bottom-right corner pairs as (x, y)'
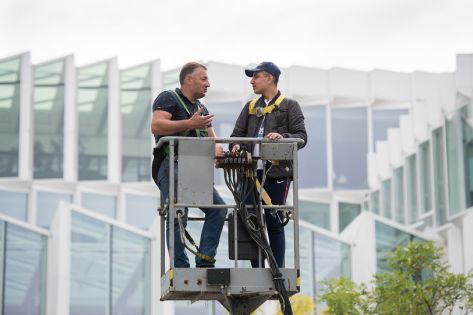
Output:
(179, 62), (207, 85)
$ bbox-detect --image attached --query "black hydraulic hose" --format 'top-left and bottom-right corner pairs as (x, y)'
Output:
(218, 150), (293, 315)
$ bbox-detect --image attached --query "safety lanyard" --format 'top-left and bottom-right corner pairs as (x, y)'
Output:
(171, 89), (207, 137)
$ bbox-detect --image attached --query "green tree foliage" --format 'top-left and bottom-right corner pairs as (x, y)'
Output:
(318, 277), (368, 315)
(319, 242), (473, 315)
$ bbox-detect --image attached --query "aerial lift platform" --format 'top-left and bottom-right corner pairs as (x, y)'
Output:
(157, 137), (303, 315)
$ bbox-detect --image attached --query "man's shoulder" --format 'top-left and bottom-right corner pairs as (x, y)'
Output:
(280, 95), (297, 103)
(153, 90), (178, 111)
(278, 95), (300, 108)
(246, 96), (264, 106)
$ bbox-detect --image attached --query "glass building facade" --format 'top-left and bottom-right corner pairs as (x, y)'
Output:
(1, 52), (472, 315)
(0, 220), (48, 315)
(331, 107), (368, 189)
(78, 62), (109, 180)
(33, 59), (65, 179)
(0, 56), (21, 177)
(70, 211), (151, 315)
(121, 65), (153, 182)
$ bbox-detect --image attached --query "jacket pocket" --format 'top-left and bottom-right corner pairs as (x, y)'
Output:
(275, 108), (288, 126)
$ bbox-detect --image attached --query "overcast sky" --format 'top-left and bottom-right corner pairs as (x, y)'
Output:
(2, 0), (473, 72)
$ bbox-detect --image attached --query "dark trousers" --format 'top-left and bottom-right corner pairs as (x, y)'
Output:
(250, 172), (290, 268)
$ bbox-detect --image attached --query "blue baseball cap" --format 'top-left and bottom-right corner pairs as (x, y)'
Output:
(245, 61), (281, 80)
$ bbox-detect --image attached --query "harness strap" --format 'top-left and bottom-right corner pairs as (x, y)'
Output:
(248, 95), (285, 116)
(162, 90), (209, 155)
(171, 89), (208, 137)
(184, 229), (216, 264)
(255, 178), (272, 205)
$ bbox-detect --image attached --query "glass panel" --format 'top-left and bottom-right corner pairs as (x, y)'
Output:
(381, 179), (392, 219)
(406, 155), (419, 224)
(70, 212), (110, 315)
(375, 221), (422, 272)
(0, 190), (28, 221)
(4, 223), (47, 315)
(33, 60), (65, 179)
(78, 62), (109, 180)
(299, 200), (330, 230)
(125, 194), (159, 230)
(372, 109), (409, 149)
(461, 104), (473, 208)
(0, 221), (4, 308)
(419, 141), (432, 213)
(338, 202), (361, 231)
(162, 69), (179, 91)
(314, 231), (351, 314)
(111, 227), (151, 315)
(445, 111), (465, 216)
(0, 57), (21, 177)
(370, 190), (380, 214)
(332, 107), (368, 189)
(36, 190), (72, 228)
(432, 128), (447, 226)
(393, 167), (405, 224)
(299, 106), (327, 188)
(81, 192), (116, 219)
(285, 223), (296, 269)
(121, 65), (152, 182)
(299, 229), (314, 297)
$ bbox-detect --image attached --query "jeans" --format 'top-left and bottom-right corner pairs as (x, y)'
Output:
(250, 174), (290, 268)
(157, 157), (227, 267)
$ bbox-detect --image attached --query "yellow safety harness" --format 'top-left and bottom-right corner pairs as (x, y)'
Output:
(248, 95), (291, 227)
(248, 95), (285, 117)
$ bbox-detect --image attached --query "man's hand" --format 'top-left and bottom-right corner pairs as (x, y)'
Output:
(231, 144), (240, 154)
(214, 143), (224, 168)
(265, 132), (283, 140)
(188, 107), (214, 129)
(215, 143), (224, 157)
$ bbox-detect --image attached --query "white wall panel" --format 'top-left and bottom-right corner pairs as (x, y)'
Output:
(340, 212), (376, 285)
(387, 129), (402, 167)
(330, 68), (370, 104)
(64, 55), (77, 182)
(399, 115), (415, 155)
(376, 141), (390, 180)
(371, 70), (411, 102)
(108, 58), (120, 183)
(205, 62), (248, 102)
(463, 211), (473, 273)
(456, 54), (473, 98)
(287, 66), (330, 104)
(19, 52), (33, 180)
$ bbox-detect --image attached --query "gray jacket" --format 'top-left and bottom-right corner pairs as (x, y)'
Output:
(230, 92), (307, 179)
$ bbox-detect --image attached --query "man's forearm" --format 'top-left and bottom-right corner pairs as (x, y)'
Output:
(152, 119), (190, 135)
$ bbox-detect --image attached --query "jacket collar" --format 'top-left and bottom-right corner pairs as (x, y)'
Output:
(257, 90), (281, 107)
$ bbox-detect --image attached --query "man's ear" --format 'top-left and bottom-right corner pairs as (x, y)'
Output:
(184, 74), (193, 85)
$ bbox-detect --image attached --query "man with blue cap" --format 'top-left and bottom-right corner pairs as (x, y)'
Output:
(230, 61), (307, 267)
